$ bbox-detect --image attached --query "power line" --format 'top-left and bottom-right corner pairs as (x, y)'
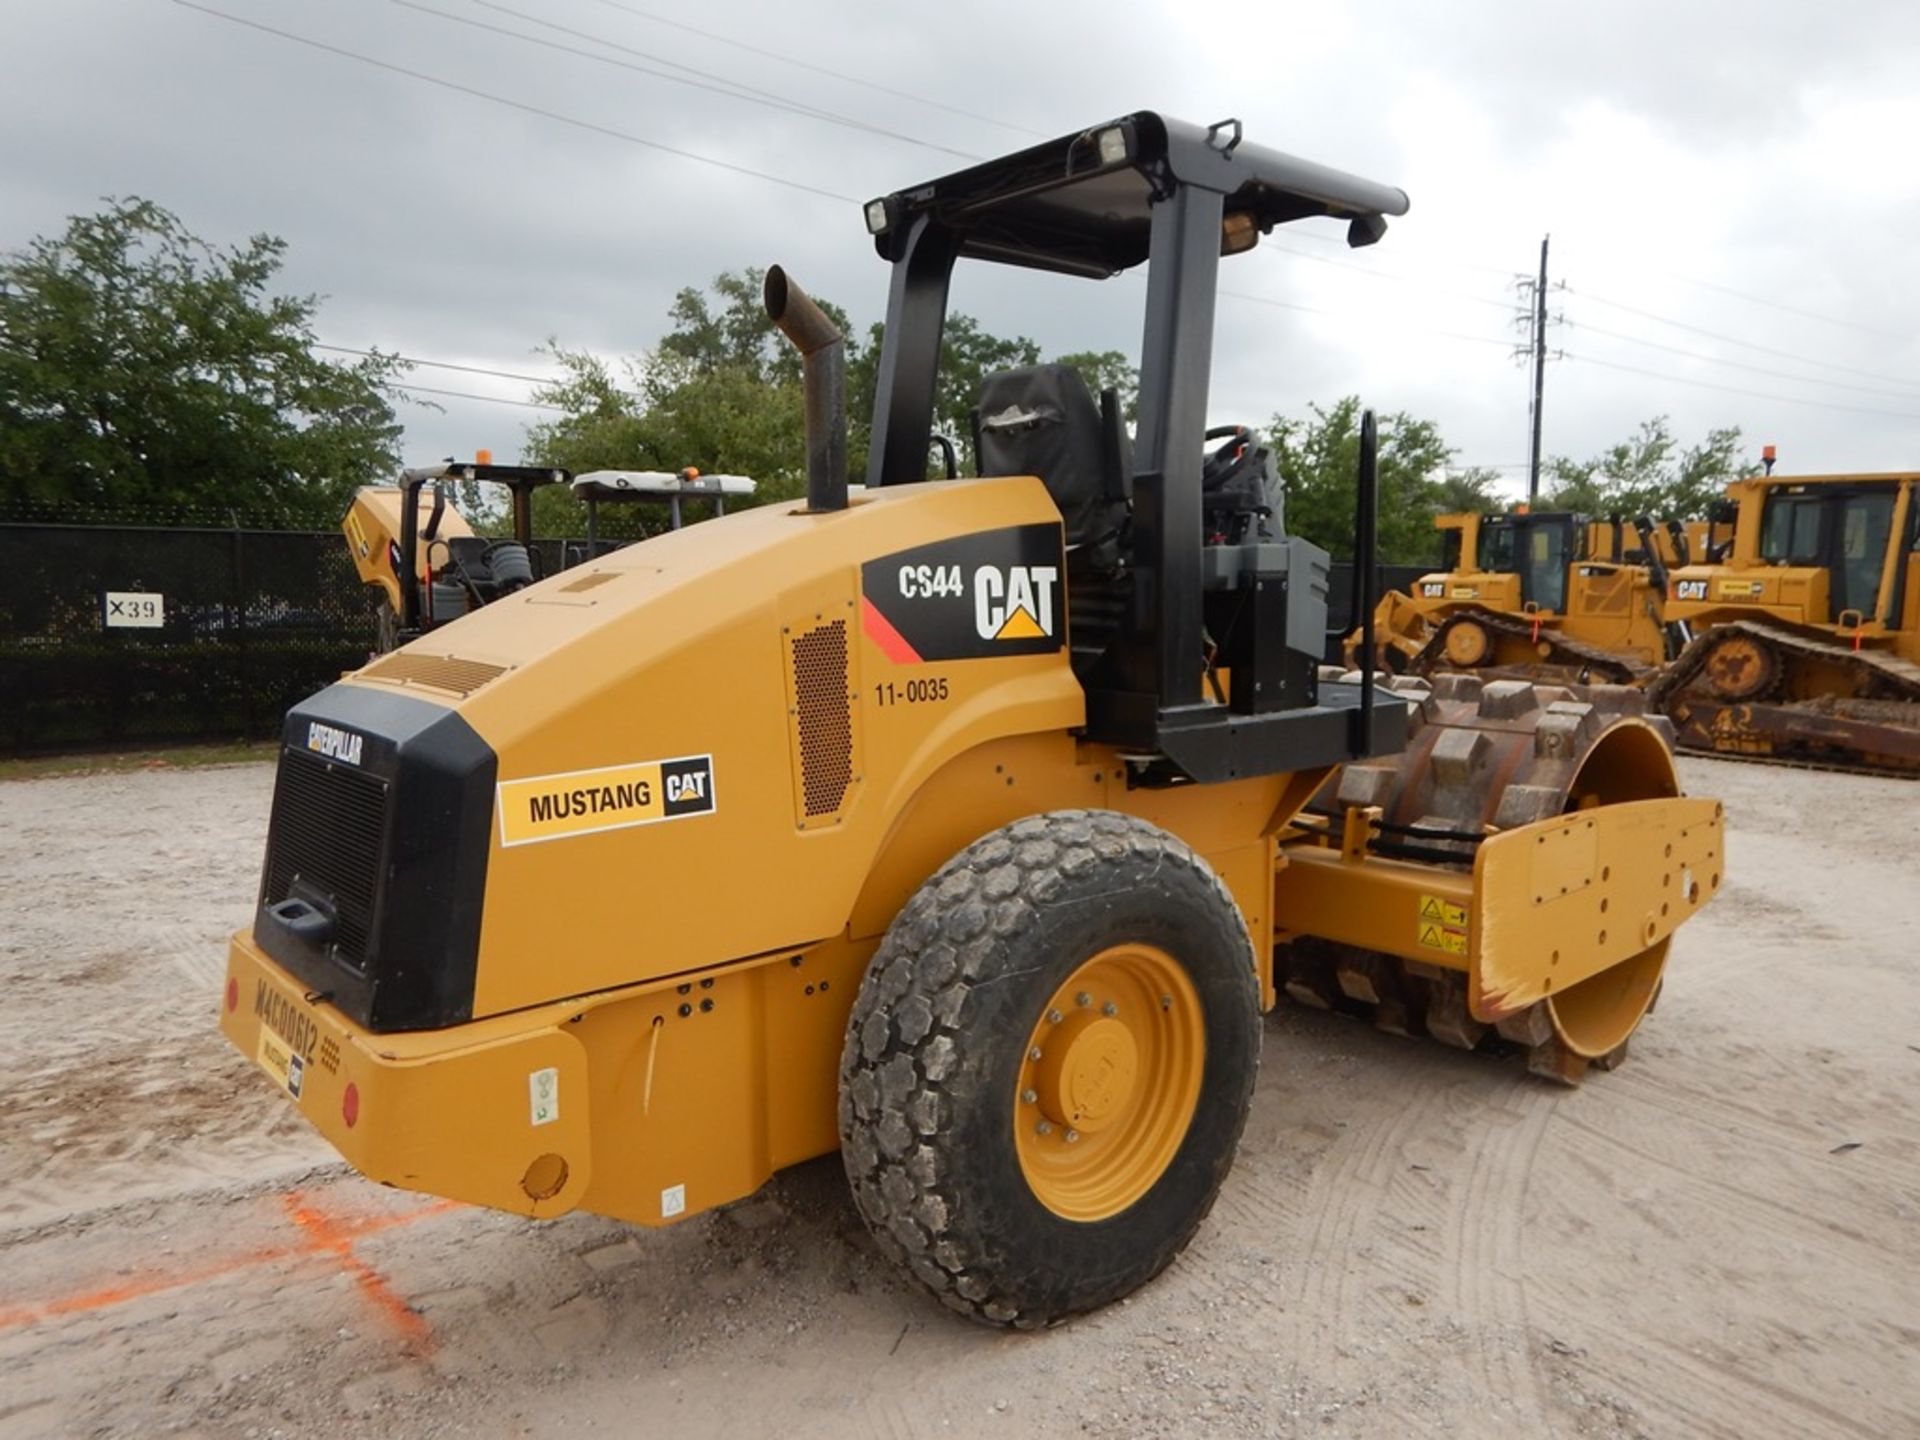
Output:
(179, 0), (1914, 445)
(1565, 285), (1913, 389)
(391, 381), (563, 411)
(1280, 225), (1527, 281)
(1566, 320), (1920, 403)
(1258, 239), (1517, 313)
(314, 343), (555, 387)
(394, 0), (979, 162)
(583, 0), (1040, 139)
(169, 1), (857, 204)
(1639, 267), (1906, 343)
(320, 341), (646, 405)
(1220, 286), (1514, 350)
(1565, 352), (1920, 423)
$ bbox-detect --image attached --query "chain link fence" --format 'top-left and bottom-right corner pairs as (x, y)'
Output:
(0, 521), (377, 755)
(0, 505), (1430, 756)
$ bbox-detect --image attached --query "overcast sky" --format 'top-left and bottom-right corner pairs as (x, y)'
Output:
(7, 0), (1919, 495)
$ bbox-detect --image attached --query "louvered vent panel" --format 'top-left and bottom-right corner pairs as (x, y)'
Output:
(261, 749), (389, 970)
(791, 620), (852, 818)
(360, 652), (507, 697)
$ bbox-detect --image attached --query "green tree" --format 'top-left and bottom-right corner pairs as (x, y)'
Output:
(1268, 396), (1458, 563)
(1433, 465), (1506, 516)
(1543, 416), (1751, 520)
(1053, 349), (1139, 423)
(0, 198), (404, 519)
(523, 269), (859, 535)
(847, 312), (1056, 471)
(525, 270), (1078, 529)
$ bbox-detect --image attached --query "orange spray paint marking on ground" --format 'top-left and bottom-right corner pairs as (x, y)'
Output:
(0, 1193), (457, 1337)
(282, 1193), (450, 1354)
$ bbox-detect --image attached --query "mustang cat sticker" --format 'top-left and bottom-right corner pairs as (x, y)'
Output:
(860, 523), (1065, 663)
(496, 754), (715, 847)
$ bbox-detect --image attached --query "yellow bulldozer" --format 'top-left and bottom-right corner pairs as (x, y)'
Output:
(221, 112), (1723, 1326)
(1350, 508), (1696, 683)
(1653, 462), (1920, 773)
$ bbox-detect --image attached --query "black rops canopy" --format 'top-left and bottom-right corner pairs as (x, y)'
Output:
(858, 111), (1415, 784)
(867, 111), (1410, 277)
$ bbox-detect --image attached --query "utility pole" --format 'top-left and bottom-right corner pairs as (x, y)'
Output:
(1511, 235), (1560, 503)
(1527, 234), (1549, 504)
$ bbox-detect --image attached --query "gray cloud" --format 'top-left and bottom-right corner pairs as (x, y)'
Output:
(5, 0), (1917, 485)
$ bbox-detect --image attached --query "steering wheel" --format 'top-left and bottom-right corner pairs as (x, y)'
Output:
(1201, 425), (1252, 488)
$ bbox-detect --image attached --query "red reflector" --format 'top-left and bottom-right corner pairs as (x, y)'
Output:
(225, 977), (239, 1013)
(342, 1082), (361, 1129)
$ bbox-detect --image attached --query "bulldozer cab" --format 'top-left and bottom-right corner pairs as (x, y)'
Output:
(861, 111), (1412, 781)
(1474, 511), (1583, 614)
(1669, 472), (1920, 636)
(1757, 480), (1908, 623)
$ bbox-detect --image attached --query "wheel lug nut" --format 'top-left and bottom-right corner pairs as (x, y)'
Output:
(1075, 992), (1092, 1008)
(1021, 1088), (1038, 1104)
(1029, 1046), (1043, 1061)
(1064, 1129), (1080, 1144)
(1102, 1001), (1118, 1016)
(1160, 993), (1173, 1010)
(1036, 1120), (1052, 1136)
(1047, 1009), (1063, 1024)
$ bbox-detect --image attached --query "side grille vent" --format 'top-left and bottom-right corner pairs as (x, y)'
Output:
(261, 749), (389, 970)
(791, 620), (853, 818)
(361, 652), (508, 697)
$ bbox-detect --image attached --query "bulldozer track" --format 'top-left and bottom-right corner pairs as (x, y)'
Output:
(1408, 608), (1653, 686)
(1649, 620), (1920, 777)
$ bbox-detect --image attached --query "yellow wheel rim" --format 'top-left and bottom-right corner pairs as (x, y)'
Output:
(1013, 944), (1205, 1222)
(1444, 619), (1491, 667)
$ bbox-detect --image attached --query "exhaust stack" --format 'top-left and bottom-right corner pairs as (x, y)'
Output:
(764, 266), (848, 513)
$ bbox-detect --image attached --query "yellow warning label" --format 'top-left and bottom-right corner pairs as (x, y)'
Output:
(1716, 579), (1765, 600)
(496, 755), (715, 848)
(1418, 893), (1469, 929)
(1450, 585), (1479, 599)
(1416, 923), (1469, 957)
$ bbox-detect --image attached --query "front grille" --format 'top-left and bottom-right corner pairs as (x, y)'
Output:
(262, 748), (390, 969)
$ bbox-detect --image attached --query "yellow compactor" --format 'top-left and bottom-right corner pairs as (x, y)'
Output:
(342, 458), (571, 652)
(220, 113), (1722, 1326)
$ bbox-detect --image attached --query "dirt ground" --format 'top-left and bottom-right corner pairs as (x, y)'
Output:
(0, 757), (1915, 1440)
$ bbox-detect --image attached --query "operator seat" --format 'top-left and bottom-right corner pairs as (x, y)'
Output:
(976, 363), (1135, 678)
(975, 364), (1130, 573)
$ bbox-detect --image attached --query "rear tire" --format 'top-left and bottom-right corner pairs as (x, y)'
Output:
(837, 810), (1260, 1327)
